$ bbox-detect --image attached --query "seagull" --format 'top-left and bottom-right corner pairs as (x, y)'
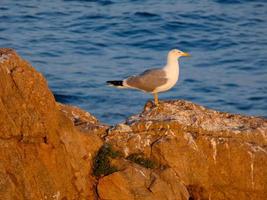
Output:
(107, 49), (190, 106)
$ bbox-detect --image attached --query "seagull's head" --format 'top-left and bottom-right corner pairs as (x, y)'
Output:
(168, 49), (190, 59)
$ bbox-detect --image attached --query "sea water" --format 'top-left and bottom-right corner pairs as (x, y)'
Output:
(1, 0), (266, 124)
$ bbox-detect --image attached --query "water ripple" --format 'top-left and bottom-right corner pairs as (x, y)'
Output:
(0, 0), (266, 124)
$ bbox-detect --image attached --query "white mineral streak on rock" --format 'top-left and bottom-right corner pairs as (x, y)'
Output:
(218, 137), (225, 144)
(123, 146), (129, 157)
(61, 109), (68, 114)
(52, 191), (60, 200)
(211, 138), (217, 164)
(126, 113), (142, 124)
(85, 111), (93, 118)
(6, 67), (10, 74)
(71, 111), (80, 120)
(209, 192), (212, 200)
(114, 123), (132, 133)
(0, 53), (12, 74)
(246, 142), (267, 154)
(139, 134), (152, 147)
(225, 142), (229, 149)
(256, 146), (267, 154)
(248, 151), (255, 190)
(168, 130), (176, 137)
(143, 138), (151, 147)
(133, 134), (141, 149)
(135, 168), (147, 178)
(0, 54), (10, 64)
(184, 132), (198, 151)
(145, 121), (153, 130)
(166, 124), (170, 129)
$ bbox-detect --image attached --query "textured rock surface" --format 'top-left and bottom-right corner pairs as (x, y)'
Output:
(58, 103), (109, 136)
(97, 164), (189, 200)
(1, 48), (266, 200)
(104, 101), (267, 200)
(0, 48), (103, 200)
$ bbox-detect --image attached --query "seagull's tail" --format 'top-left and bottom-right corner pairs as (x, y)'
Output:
(106, 80), (125, 88)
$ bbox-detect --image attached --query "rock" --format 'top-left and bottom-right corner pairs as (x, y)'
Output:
(1, 48), (267, 200)
(57, 103), (109, 136)
(97, 164), (189, 200)
(0, 48), (103, 200)
(104, 101), (267, 200)
(97, 169), (134, 200)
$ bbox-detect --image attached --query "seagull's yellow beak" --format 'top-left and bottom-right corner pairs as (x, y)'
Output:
(181, 52), (190, 57)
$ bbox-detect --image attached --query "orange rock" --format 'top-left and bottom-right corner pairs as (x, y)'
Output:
(1, 48), (266, 200)
(57, 103), (109, 136)
(97, 170), (134, 200)
(106, 101), (267, 200)
(97, 164), (189, 200)
(0, 48), (103, 200)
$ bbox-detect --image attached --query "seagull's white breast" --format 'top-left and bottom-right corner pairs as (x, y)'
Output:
(153, 63), (179, 93)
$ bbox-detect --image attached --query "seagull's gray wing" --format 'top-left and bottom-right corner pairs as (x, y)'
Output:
(125, 68), (167, 92)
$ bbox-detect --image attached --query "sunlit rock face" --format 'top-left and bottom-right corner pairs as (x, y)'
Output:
(104, 100), (267, 200)
(0, 48), (266, 200)
(0, 48), (103, 200)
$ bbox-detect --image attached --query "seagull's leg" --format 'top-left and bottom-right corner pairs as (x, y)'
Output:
(154, 93), (159, 106)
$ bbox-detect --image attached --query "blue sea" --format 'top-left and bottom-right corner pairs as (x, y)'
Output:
(1, 0), (266, 124)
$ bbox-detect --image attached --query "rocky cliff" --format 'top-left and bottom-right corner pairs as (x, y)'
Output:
(0, 48), (266, 200)
(0, 48), (105, 200)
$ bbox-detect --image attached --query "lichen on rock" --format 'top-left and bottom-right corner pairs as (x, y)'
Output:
(103, 101), (267, 200)
(93, 144), (121, 177)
